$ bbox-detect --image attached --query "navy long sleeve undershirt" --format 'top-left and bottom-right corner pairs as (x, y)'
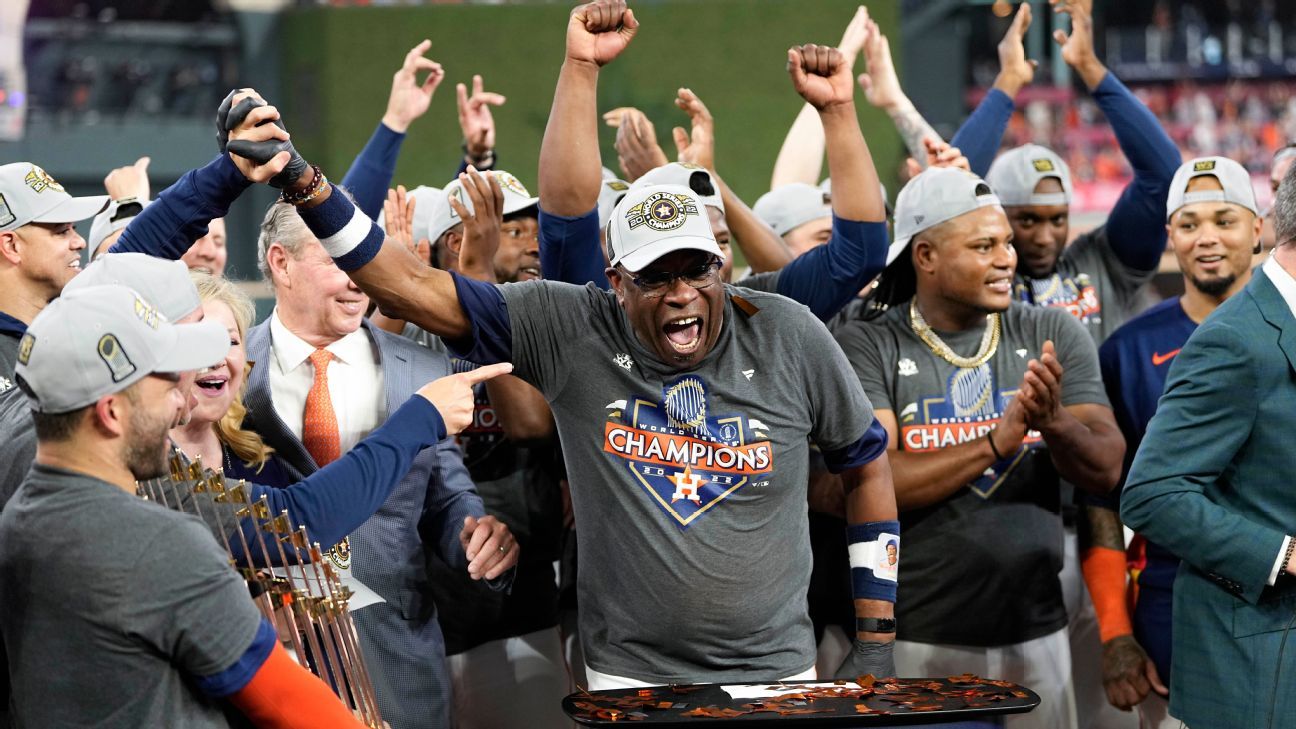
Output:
(950, 88), (1015, 178)
(110, 154), (250, 260)
(230, 396), (447, 566)
(340, 122), (407, 220)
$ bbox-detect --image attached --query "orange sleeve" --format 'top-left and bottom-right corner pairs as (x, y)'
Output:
(1081, 546), (1135, 643)
(227, 641), (368, 728)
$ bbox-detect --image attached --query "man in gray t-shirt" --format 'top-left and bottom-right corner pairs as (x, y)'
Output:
(273, 6), (899, 689)
(835, 167), (1123, 729)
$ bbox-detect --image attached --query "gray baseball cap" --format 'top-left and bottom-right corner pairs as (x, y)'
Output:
(1166, 156), (1258, 221)
(597, 178), (631, 229)
(427, 170), (538, 244)
(630, 163), (724, 215)
(985, 144), (1073, 207)
(607, 184), (724, 271)
(754, 183), (832, 236)
(88, 198), (149, 254)
(376, 185), (442, 246)
(0, 163), (108, 232)
(888, 167), (1003, 265)
(16, 284), (229, 414)
(64, 253), (202, 322)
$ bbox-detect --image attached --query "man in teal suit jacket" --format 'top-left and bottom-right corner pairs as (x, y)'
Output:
(1123, 163), (1296, 728)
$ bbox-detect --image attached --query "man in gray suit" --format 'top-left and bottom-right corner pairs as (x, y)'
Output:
(245, 200), (518, 729)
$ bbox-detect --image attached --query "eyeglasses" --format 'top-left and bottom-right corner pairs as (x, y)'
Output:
(625, 259), (721, 298)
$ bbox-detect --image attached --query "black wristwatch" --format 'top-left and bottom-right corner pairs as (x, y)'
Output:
(856, 617), (897, 634)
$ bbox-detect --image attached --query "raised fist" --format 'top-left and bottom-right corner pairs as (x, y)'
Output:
(788, 44), (855, 111)
(566, 0), (639, 67)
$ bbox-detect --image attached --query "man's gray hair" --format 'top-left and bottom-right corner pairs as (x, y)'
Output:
(256, 201), (314, 281)
(1276, 162), (1296, 247)
(256, 186), (358, 280)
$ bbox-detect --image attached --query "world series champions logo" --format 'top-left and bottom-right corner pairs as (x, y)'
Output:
(603, 375), (774, 530)
(898, 365), (1041, 499)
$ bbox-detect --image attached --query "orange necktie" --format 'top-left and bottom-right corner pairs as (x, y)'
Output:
(302, 348), (341, 467)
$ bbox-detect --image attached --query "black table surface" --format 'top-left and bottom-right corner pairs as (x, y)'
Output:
(563, 676), (1040, 727)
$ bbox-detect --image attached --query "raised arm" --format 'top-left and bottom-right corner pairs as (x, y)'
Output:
(671, 88), (794, 273)
(538, 0), (638, 216)
(769, 5), (869, 188)
(856, 13), (944, 166)
(949, 3), (1036, 177)
(1054, 1), (1179, 272)
(454, 74), (506, 175)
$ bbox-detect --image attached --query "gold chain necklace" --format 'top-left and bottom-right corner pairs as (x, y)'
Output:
(908, 300), (1001, 368)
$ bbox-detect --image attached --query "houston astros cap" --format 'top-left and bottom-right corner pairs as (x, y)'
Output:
(597, 177), (631, 229)
(754, 183), (832, 236)
(606, 184), (724, 272)
(888, 167), (1003, 265)
(630, 163), (724, 214)
(65, 252), (202, 322)
(88, 198), (150, 254)
(16, 284), (229, 414)
(426, 170), (538, 243)
(1166, 156), (1258, 221)
(985, 144), (1073, 207)
(0, 163), (108, 232)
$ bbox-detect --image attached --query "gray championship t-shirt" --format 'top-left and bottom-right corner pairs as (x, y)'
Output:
(1014, 225), (1155, 344)
(0, 465), (262, 727)
(497, 281), (873, 683)
(835, 301), (1107, 646)
(0, 384), (35, 512)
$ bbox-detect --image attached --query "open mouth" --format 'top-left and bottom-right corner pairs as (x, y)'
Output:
(518, 266), (541, 280)
(1196, 254), (1225, 267)
(68, 258), (81, 270)
(336, 298), (365, 315)
(986, 277), (1012, 294)
(662, 315), (703, 354)
(195, 373), (229, 398)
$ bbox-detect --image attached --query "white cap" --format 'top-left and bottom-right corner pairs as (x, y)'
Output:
(65, 252), (202, 322)
(754, 183), (832, 236)
(1166, 156), (1258, 221)
(88, 198), (149, 253)
(888, 167), (1003, 265)
(985, 144), (1073, 207)
(426, 170), (538, 243)
(16, 284), (229, 414)
(606, 184), (724, 272)
(0, 163), (108, 232)
(377, 185), (442, 245)
(597, 178), (631, 229)
(630, 163), (724, 214)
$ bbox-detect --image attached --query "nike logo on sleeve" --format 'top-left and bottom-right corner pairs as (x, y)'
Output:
(1151, 349), (1181, 367)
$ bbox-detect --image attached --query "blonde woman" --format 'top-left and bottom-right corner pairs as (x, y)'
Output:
(169, 271), (295, 484)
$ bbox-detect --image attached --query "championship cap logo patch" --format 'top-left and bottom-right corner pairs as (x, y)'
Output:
(16, 333), (33, 366)
(494, 171), (530, 197)
(23, 166), (64, 194)
(97, 334), (137, 382)
(0, 193), (13, 229)
(1194, 160), (1217, 172)
(625, 191), (699, 233)
(603, 374), (775, 530)
(1032, 159), (1055, 173)
(132, 295), (161, 330)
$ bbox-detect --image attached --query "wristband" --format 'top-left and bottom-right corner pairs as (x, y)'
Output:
(855, 617), (896, 634)
(986, 429), (1006, 461)
(294, 184), (384, 271)
(847, 521), (900, 603)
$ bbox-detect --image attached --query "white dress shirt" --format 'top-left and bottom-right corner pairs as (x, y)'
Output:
(268, 310), (387, 457)
(1261, 255), (1294, 585)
